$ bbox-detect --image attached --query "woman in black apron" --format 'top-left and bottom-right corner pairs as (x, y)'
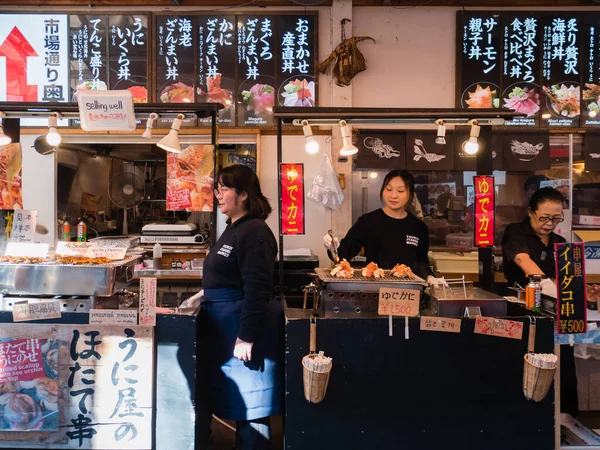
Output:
(202, 165), (281, 449)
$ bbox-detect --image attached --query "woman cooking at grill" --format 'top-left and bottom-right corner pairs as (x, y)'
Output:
(323, 169), (443, 284)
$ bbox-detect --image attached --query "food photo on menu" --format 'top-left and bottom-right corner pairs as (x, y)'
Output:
(167, 145), (214, 212)
(0, 144), (22, 209)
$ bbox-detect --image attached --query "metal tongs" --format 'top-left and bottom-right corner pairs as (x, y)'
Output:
(328, 230), (339, 263)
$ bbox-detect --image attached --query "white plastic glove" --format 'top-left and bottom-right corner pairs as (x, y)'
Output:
(540, 278), (557, 298)
(323, 234), (340, 251)
(427, 276), (448, 287)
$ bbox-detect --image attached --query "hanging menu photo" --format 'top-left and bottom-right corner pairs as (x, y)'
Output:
(69, 15), (109, 102)
(277, 15), (316, 108)
(583, 14), (600, 127)
(502, 15), (541, 126)
(156, 15), (196, 103)
(109, 15), (148, 103)
(237, 15), (276, 126)
(541, 15), (581, 128)
(458, 13), (502, 109)
(198, 16), (236, 126)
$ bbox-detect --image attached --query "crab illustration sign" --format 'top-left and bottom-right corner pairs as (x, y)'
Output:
(474, 175), (495, 247)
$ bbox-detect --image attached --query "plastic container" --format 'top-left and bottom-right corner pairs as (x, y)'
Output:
(429, 251), (478, 274)
(153, 243), (163, 270)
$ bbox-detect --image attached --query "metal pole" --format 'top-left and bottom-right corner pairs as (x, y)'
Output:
(210, 111), (217, 246)
(277, 118), (285, 302)
(476, 124), (494, 290)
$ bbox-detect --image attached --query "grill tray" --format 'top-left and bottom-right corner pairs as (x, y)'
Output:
(314, 267), (427, 292)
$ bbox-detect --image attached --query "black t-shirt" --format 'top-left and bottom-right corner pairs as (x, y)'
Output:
(501, 217), (566, 288)
(203, 215), (278, 343)
(335, 208), (433, 278)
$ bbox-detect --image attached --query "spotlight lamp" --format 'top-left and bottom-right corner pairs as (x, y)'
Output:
(339, 120), (358, 156)
(143, 113), (159, 139)
(46, 112), (62, 147)
(435, 119), (446, 145)
(157, 114), (185, 154)
(464, 119), (480, 155)
(301, 120), (320, 155)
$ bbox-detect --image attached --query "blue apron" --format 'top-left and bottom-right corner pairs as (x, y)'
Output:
(202, 288), (283, 421)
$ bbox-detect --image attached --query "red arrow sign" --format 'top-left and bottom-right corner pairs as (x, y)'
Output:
(0, 27), (38, 102)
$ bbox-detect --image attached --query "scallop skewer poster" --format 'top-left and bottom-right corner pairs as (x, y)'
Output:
(166, 145), (214, 212)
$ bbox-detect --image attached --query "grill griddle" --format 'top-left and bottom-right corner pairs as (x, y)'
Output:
(314, 267), (427, 292)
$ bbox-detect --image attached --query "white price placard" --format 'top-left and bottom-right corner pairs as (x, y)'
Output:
(12, 301), (61, 322)
(55, 241), (98, 255)
(77, 90), (136, 131)
(139, 277), (157, 326)
(89, 309), (138, 325)
(5, 242), (49, 258)
(10, 210), (37, 243)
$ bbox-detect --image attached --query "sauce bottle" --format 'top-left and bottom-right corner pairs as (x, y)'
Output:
(153, 242), (163, 270)
(526, 275), (542, 311)
(76, 218), (87, 242)
(62, 217), (71, 242)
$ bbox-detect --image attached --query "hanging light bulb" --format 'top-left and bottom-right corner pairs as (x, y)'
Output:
(435, 119), (446, 145)
(301, 120), (319, 154)
(463, 119), (480, 155)
(143, 113), (158, 139)
(157, 114), (184, 154)
(339, 120), (358, 156)
(590, 110), (598, 118)
(46, 113), (62, 147)
(0, 114), (11, 146)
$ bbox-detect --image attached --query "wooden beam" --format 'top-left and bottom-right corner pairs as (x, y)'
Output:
(2, 0), (593, 5)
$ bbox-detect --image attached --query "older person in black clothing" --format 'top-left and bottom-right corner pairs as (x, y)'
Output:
(502, 186), (566, 296)
(324, 169), (442, 284)
(201, 165), (281, 449)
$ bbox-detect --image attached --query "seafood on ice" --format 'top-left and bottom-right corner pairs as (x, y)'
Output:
(390, 263), (415, 279)
(330, 259), (354, 278)
(361, 262), (385, 278)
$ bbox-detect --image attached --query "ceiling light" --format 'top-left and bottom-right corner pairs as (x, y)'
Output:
(339, 120), (358, 156)
(464, 119), (480, 155)
(301, 119), (319, 155)
(143, 113), (158, 139)
(541, 112), (551, 120)
(369, 172), (378, 179)
(435, 119), (446, 145)
(157, 114), (184, 154)
(590, 110), (598, 118)
(46, 112), (62, 147)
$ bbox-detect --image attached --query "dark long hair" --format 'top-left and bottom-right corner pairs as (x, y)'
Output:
(529, 186), (565, 211)
(217, 165), (272, 220)
(379, 169), (415, 203)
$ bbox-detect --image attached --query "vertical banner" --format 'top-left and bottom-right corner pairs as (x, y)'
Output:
(237, 15), (276, 126)
(0, 14), (69, 102)
(474, 175), (495, 247)
(109, 15), (148, 102)
(502, 14), (541, 126)
(280, 163), (305, 235)
(458, 12), (502, 109)
(583, 13), (600, 126)
(277, 15), (316, 108)
(156, 15), (196, 103)
(555, 242), (587, 334)
(198, 16), (236, 126)
(166, 144), (214, 212)
(139, 277), (157, 326)
(541, 15), (581, 128)
(0, 143), (22, 210)
(69, 15), (109, 101)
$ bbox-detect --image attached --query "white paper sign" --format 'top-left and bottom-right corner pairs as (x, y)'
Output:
(89, 309), (138, 325)
(77, 90), (136, 131)
(139, 277), (157, 327)
(56, 241), (98, 255)
(5, 242), (49, 257)
(12, 301), (61, 322)
(10, 210), (37, 243)
(86, 246), (127, 260)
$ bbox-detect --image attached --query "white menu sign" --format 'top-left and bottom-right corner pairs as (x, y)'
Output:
(10, 209), (37, 243)
(77, 90), (136, 131)
(139, 277), (157, 326)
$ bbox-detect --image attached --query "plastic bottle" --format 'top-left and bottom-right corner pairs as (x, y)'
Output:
(76, 218), (87, 242)
(62, 217), (71, 242)
(153, 242), (163, 270)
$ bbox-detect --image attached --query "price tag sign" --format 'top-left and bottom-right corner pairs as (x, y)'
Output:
(10, 210), (37, 243)
(77, 90), (136, 131)
(89, 309), (138, 325)
(378, 287), (420, 317)
(139, 277), (157, 327)
(12, 301), (61, 322)
(474, 316), (524, 340)
(420, 316), (462, 333)
(5, 243), (49, 258)
(56, 242), (98, 255)
(86, 247), (127, 260)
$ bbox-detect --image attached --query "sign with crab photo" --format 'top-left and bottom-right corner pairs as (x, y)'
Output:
(355, 130), (406, 169)
(405, 132), (454, 171)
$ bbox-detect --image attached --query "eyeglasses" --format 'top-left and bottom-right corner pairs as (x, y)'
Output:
(214, 186), (230, 198)
(534, 211), (564, 224)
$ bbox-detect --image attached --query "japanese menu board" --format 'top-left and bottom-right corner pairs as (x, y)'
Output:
(458, 13), (502, 110)
(109, 15), (148, 103)
(541, 15), (581, 128)
(502, 15), (541, 127)
(277, 15), (316, 109)
(583, 14), (600, 126)
(156, 15), (196, 104)
(198, 16), (236, 126)
(237, 16), (276, 126)
(555, 242), (587, 334)
(70, 15), (109, 102)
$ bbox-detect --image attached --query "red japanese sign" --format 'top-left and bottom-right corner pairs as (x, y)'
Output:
(0, 338), (46, 383)
(474, 175), (495, 247)
(555, 242), (587, 334)
(280, 163), (305, 235)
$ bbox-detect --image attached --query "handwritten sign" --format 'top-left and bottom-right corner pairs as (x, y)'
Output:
(474, 316), (524, 340)
(139, 277), (157, 326)
(86, 246), (127, 260)
(378, 287), (421, 317)
(555, 242), (587, 334)
(89, 309), (138, 325)
(12, 301), (62, 322)
(5, 242), (49, 258)
(420, 316), (462, 333)
(77, 90), (136, 131)
(55, 242), (126, 260)
(10, 210), (37, 243)
(56, 241), (98, 255)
